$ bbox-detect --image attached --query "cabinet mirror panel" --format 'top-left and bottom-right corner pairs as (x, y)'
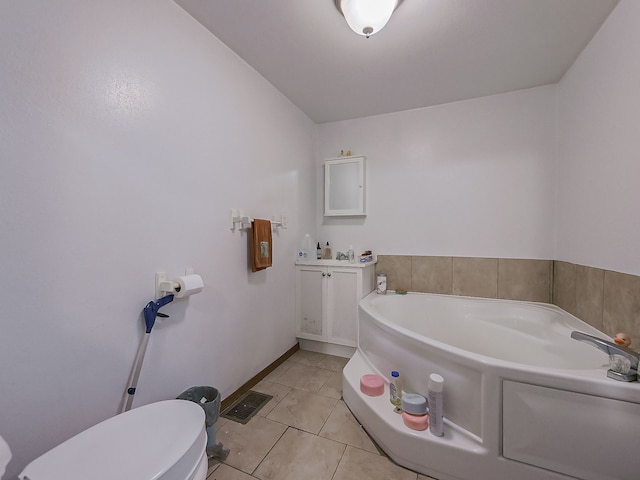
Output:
(324, 156), (366, 216)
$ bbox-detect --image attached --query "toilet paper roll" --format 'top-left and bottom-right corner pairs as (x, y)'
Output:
(174, 274), (204, 298)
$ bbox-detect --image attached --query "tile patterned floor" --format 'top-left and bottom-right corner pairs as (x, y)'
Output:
(207, 349), (437, 480)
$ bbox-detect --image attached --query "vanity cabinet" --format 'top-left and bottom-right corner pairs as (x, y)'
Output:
(324, 156), (366, 216)
(295, 260), (376, 347)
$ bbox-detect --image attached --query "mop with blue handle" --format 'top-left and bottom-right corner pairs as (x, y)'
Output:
(120, 294), (174, 413)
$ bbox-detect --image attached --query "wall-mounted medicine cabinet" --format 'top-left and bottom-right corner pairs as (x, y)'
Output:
(324, 155), (366, 216)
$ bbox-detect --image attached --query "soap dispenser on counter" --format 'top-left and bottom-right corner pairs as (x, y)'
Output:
(323, 242), (332, 260)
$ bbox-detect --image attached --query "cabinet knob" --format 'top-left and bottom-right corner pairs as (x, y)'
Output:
(322, 272), (326, 277)
(327, 273), (332, 277)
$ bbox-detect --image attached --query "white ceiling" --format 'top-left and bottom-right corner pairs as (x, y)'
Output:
(174, 0), (618, 124)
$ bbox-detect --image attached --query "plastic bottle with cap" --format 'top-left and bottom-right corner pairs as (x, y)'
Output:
(428, 373), (444, 436)
(389, 371), (402, 409)
(298, 234), (314, 260)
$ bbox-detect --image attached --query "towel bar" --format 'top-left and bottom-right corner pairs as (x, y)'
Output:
(230, 209), (287, 231)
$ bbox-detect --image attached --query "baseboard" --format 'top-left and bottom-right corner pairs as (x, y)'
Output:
(220, 342), (300, 412)
(298, 339), (355, 358)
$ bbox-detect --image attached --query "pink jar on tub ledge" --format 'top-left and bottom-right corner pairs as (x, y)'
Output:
(401, 393), (429, 431)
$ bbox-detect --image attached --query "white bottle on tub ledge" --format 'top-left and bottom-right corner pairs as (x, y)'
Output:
(428, 373), (444, 437)
(390, 371), (402, 411)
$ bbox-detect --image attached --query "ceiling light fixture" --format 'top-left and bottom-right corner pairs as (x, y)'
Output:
(334, 0), (403, 38)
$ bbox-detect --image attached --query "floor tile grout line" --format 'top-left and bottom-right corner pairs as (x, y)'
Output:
(326, 401), (387, 458)
(329, 441), (349, 480)
(317, 395), (341, 436)
(247, 425), (291, 477)
(270, 366), (338, 393)
(253, 424), (350, 480)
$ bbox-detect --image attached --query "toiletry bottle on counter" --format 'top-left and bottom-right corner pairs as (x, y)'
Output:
(428, 373), (444, 437)
(347, 245), (355, 263)
(316, 242), (322, 260)
(298, 234), (313, 260)
(323, 241), (332, 259)
(390, 371), (402, 409)
(376, 273), (387, 294)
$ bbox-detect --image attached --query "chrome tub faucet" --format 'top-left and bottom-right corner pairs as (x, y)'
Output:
(571, 331), (639, 381)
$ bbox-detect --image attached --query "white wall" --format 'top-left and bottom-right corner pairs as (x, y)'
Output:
(315, 86), (557, 260)
(2, 0), (636, 476)
(557, 0), (640, 276)
(0, 1), (315, 477)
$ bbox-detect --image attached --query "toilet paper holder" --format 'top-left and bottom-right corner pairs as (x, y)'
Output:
(155, 271), (204, 299)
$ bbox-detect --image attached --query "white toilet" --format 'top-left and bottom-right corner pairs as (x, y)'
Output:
(19, 400), (208, 480)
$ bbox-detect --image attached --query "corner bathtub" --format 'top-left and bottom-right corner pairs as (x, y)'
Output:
(342, 292), (640, 480)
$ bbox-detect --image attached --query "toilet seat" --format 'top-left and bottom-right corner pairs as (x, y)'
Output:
(20, 400), (207, 480)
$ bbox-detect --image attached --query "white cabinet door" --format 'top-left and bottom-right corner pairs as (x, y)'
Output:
(295, 265), (325, 341)
(295, 262), (375, 347)
(326, 267), (359, 347)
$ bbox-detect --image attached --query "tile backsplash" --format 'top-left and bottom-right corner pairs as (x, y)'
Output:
(376, 256), (552, 302)
(376, 255), (640, 347)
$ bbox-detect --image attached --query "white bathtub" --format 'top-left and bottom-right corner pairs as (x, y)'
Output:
(343, 292), (640, 480)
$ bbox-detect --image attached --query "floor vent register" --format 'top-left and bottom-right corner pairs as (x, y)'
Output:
(221, 390), (273, 424)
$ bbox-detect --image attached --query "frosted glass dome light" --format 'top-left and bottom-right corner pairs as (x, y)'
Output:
(335, 0), (402, 38)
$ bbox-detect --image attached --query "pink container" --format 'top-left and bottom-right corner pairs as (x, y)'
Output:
(402, 412), (429, 431)
(360, 374), (384, 396)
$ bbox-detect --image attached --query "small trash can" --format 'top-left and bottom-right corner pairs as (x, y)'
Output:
(177, 386), (220, 449)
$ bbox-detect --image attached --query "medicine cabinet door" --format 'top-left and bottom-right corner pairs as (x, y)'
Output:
(324, 156), (366, 216)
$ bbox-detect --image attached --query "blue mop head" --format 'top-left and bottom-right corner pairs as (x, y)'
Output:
(142, 294), (174, 333)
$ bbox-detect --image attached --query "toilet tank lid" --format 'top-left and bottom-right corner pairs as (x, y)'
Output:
(19, 400), (206, 480)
